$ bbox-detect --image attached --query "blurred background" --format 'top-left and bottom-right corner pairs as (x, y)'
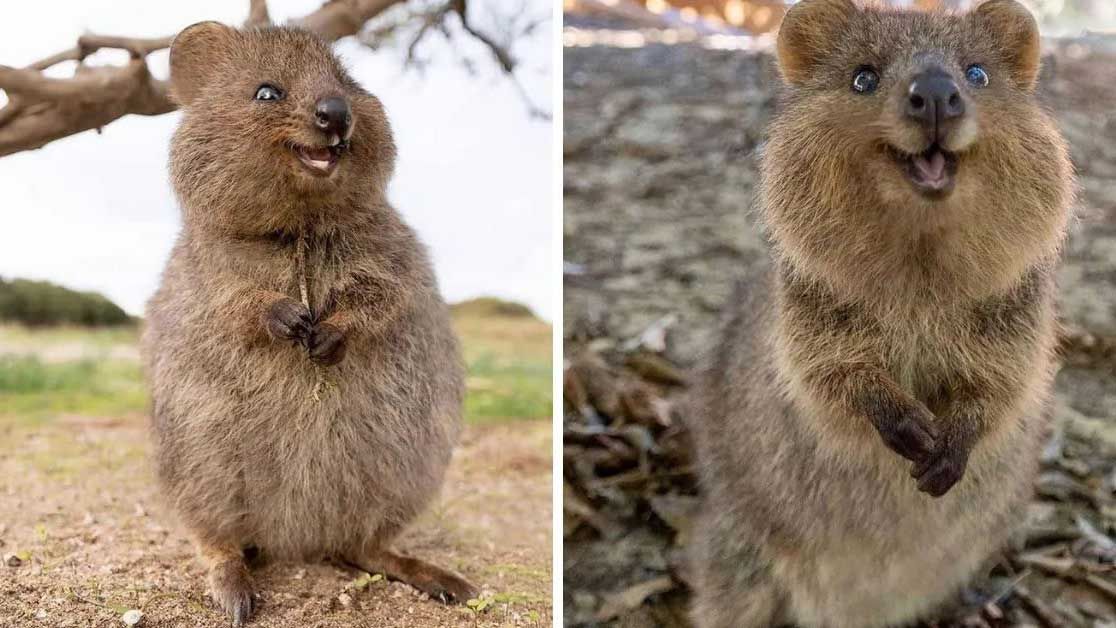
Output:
(563, 1), (1116, 627)
(0, 1), (553, 626)
(565, 0), (1116, 45)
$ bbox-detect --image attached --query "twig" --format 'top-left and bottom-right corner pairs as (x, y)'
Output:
(1015, 551), (1116, 606)
(1013, 583), (1069, 628)
(1083, 574), (1116, 604)
(67, 589), (114, 611)
(358, 0), (551, 120)
(453, 0), (514, 73)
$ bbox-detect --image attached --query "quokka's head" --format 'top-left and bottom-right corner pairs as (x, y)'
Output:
(168, 22), (396, 234)
(761, 0), (1072, 293)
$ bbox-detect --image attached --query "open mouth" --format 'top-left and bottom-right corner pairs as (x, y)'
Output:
(291, 142), (346, 176)
(888, 144), (958, 197)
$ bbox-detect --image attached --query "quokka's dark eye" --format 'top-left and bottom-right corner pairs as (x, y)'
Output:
(254, 84), (284, 101)
(851, 67), (880, 94)
(965, 64), (989, 88)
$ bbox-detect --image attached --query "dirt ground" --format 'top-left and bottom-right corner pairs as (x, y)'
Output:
(563, 26), (1116, 628)
(0, 415), (552, 628)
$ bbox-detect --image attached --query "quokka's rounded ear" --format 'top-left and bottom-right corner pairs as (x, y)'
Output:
(776, 0), (858, 85)
(170, 21), (237, 107)
(972, 0), (1041, 91)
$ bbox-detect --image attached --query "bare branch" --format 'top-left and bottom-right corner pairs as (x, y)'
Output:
(452, 0), (515, 74)
(507, 72), (551, 121)
(0, 29), (179, 157)
(358, 0), (550, 120)
(0, 0), (544, 157)
(297, 0), (409, 42)
(403, 3), (456, 69)
(451, 0), (551, 120)
(0, 99), (24, 128)
(0, 60), (173, 156)
(0, 65), (119, 100)
(29, 48), (83, 72)
(76, 34), (174, 59)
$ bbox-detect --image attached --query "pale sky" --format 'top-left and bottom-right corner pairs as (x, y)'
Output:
(0, 0), (553, 320)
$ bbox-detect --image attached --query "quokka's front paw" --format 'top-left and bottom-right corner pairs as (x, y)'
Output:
(872, 403), (939, 466)
(207, 559), (256, 626)
(306, 322), (346, 366)
(265, 297), (312, 344)
(911, 438), (971, 497)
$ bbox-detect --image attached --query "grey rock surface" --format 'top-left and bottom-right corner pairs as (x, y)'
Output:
(564, 37), (1116, 627)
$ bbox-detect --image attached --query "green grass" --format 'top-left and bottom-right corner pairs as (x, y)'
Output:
(0, 324), (138, 347)
(455, 312), (552, 422)
(463, 352), (552, 422)
(0, 306), (552, 426)
(0, 355), (147, 425)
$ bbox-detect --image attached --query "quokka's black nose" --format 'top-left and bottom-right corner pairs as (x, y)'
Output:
(905, 69), (964, 136)
(314, 96), (352, 139)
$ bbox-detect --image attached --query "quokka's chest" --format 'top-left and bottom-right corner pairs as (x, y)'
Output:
(874, 312), (985, 397)
(255, 243), (350, 317)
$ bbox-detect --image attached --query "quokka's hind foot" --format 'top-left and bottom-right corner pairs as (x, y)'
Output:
(348, 549), (478, 604)
(200, 543), (256, 626)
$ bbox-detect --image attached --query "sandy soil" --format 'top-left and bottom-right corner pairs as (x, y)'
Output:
(0, 415), (552, 628)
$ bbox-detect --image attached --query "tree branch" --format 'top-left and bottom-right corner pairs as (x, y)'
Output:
(0, 0), (439, 157)
(76, 34), (175, 59)
(359, 0), (551, 120)
(452, 0), (514, 74)
(296, 0), (408, 42)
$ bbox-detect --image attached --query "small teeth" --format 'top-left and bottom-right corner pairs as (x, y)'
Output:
(328, 135), (341, 147)
(308, 159), (330, 170)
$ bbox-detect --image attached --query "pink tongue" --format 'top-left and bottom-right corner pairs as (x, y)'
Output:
(913, 151), (946, 182)
(304, 147), (332, 161)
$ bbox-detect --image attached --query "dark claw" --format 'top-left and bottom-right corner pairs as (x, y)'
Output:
(307, 322), (347, 366)
(913, 444), (969, 497)
(438, 574), (479, 605)
(875, 406), (939, 465)
(208, 560), (256, 626)
(228, 591), (254, 626)
(266, 298), (312, 343)
(413, 569), (476, 605)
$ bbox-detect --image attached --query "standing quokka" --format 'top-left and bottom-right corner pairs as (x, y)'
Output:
(688, 1), (1073, 626)
(142, 22), (475, 625)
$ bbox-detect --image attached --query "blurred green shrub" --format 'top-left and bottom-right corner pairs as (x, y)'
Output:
(0, 356), (98, 393)
(0, 277), (131, 327)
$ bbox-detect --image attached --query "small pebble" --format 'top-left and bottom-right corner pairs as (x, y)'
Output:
(4, 553), (21, 567)
(121, 609), (143, 626)
(337, 593), (353, 608)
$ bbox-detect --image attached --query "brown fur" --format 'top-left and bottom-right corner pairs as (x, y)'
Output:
(688, 1), (1073, 626)
(142, 22), (473, 625)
